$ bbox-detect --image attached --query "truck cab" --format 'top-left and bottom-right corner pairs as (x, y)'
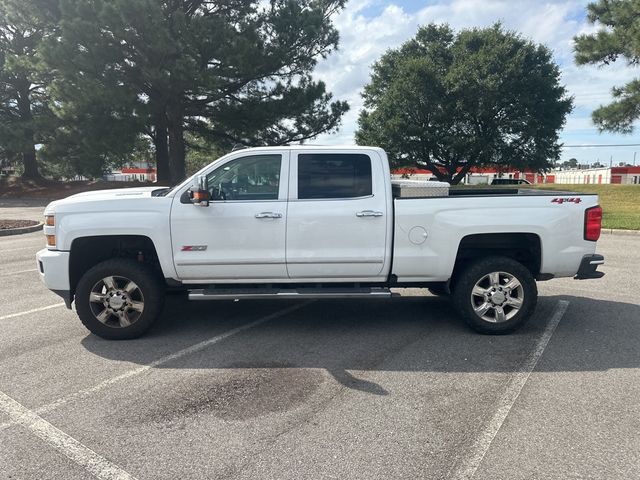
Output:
(171, 147), (392, 283)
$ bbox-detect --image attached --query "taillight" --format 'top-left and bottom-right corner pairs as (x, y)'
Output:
(584, 206), (602, 241)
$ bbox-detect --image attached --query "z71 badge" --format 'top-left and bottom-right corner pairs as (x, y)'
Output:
(181, 245), (208, 251)
(551, 197), (582, 204)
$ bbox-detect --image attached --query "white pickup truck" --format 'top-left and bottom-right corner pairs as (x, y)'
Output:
(37, 146), (604, 339)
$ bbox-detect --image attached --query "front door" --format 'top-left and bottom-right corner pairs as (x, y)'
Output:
(171, 151), (289, 282)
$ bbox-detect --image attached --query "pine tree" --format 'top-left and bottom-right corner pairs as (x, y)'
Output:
(0, 0), (56, 179)
(37, 0), (349, 183)
(574, 0), (640, 133)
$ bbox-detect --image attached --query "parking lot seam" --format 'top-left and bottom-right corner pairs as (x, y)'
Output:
(450, 300), (570, 480)
(0, 245), (37, 252)
(0, 302), (66, 321)
(0, 390), (137, 480)
(0, 300), (313, 433)
(0, 268), (38, 277)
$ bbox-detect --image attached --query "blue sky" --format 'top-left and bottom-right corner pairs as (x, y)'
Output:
(312, 0), (640, 166)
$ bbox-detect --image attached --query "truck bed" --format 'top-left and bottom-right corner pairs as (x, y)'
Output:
(393, 187), (596, 198)
(448, 188), (595, 197)
(391, 190), (600, 283)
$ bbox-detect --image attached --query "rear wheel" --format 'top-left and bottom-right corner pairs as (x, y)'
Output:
(452, 256), (537, 334)
(75, 258), (164, 339)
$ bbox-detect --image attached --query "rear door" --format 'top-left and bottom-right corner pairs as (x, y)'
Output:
(286, 150), (389, 280)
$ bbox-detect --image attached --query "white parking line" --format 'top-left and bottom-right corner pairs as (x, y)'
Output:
(0, 268), (38, 277)
(451, 300), (570, 480)
(0, 301), (312, 433)
(0, 303), (66, 321)
(0, 390), (137, 480)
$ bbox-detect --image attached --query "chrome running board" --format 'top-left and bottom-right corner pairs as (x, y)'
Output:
(188, 286), (393, 301)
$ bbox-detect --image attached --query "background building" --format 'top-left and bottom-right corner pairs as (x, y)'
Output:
(104, 163), (157, 182)
(392, 167), (554, 184)
(392, 166), (640, 185)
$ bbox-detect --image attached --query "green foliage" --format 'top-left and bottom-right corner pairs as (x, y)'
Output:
(31, 0), (348, 183)
(184, 133), (225, 176)
(0, 0), (57, 178)
(561, 158), (579, 169)
(356, 24), (573, 184)
(574, 0), (640, 133)
(38, 122), (145, 179)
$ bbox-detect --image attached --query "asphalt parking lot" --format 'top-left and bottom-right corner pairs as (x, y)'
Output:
(1, 201), (639, 480)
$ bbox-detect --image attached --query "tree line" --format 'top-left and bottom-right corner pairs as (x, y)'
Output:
(1, 0), (637, 185)
(356, 0), (640, 184)
(0, 0), (349, 183)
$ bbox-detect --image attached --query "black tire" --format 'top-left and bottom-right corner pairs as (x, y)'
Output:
(75, 258), (164, 339)
(428, 284), (450, 296)
(451, 256), (537, 334)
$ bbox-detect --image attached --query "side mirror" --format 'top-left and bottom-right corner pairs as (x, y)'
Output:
(189, 175), (210, 207)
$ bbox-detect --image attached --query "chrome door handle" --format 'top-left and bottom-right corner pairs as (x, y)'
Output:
(356, 210), (383, 217)
(255, 212), (283, 219)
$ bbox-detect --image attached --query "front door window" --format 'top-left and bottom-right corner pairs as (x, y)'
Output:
(207, 154), (281, 201)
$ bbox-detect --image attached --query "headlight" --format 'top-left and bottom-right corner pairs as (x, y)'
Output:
(44, 214), (55, 248)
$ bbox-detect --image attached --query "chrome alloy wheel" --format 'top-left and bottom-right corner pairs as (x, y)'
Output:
(88, 276), (145, 328)
(470, 271), (524, 323)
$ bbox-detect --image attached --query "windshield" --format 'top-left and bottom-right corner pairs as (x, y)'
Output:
(151, 187), (173, 197)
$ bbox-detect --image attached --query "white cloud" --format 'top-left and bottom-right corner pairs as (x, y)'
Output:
(311, 0), (640, 163)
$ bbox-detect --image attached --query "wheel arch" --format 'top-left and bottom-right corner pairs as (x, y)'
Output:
(69, 235), (162, 299)
(453, 232), (542, 282)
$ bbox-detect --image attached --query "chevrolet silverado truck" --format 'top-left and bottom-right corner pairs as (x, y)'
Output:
(37, 146), (604, 339)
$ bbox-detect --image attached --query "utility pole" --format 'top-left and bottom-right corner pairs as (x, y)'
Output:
(634, 151), (637, 165)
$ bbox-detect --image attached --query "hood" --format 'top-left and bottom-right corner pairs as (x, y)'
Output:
(45, 187), (163, 213)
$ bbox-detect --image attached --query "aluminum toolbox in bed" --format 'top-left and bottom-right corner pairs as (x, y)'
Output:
(391, 179), (450, 198)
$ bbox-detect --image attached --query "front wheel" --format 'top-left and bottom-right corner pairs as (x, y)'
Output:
(452, 256), (537, 334)
(75, 259), (165, 339)
(428, 283), (450, 296)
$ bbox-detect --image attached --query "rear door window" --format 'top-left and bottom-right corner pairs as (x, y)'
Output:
(297, 154), (372, 199)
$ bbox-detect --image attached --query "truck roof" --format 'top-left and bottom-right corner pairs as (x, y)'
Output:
(232, 145), (385, 153)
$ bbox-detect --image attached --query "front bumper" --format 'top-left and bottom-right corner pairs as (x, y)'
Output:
(36, 248), (72, 308)
(574, 254), (605, 280)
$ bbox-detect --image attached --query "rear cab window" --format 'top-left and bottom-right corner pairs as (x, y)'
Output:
(297, 153), (372, 199)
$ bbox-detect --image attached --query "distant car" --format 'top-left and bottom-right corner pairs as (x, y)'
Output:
(491, 178), (531, 185)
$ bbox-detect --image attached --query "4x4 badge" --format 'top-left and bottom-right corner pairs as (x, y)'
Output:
(551, 197), (582, 204)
